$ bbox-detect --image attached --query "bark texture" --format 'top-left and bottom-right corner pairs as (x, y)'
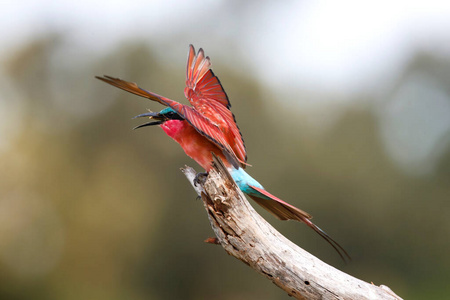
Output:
(181, 156), (403, 300)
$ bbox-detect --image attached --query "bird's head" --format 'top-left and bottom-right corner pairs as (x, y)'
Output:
(133, 107), (184, 129)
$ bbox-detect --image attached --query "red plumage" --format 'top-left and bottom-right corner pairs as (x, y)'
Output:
(96, 45), (350, 262)
(96, 45), (247, 169)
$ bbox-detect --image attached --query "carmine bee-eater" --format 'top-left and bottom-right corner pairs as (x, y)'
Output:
(96, 45), (350, 261)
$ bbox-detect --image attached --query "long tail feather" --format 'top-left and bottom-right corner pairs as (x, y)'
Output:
(248, 185), (351, 262)
(301, 218), (351, 263)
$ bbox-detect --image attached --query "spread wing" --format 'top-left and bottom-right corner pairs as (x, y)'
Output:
(184, 45), (247, 167)
(96, 45), (247, 169)
(95, 75), (174, 106)
(95, 75), (244, 168)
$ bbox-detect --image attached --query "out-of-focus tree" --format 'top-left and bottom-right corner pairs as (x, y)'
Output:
(0, 36), (449, 300)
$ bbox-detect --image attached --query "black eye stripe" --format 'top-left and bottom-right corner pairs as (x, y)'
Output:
(163, 111), (184, 120)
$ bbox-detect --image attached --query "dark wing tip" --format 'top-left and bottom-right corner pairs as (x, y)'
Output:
(95, 75), (107, 81)
(188, 45), (196, 58)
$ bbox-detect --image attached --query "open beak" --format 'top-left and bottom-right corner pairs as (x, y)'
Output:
(132, 112), (165, 130)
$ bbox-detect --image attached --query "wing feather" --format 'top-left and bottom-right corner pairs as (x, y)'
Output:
(184, 45), (247, 167)
(95, 75), (168, 104)
(96, 75), (185, 119)
(97, 45), (248, 168)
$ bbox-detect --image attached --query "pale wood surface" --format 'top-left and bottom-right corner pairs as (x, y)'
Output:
(181, 156), (403, 300)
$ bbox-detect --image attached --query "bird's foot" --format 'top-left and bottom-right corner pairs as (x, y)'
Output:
(193, 172), (208, 187)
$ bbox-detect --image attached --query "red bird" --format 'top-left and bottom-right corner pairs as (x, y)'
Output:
(96, 45), (350, 261)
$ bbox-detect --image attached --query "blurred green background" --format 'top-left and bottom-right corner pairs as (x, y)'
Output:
(1, 1), (450, 299)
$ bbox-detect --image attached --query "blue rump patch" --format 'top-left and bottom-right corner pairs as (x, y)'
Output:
(230, 168), (264, 196)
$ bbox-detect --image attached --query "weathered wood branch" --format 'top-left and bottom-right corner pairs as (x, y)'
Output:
(181, 156), (403, 300)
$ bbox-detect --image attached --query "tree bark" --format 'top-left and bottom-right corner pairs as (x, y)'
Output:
(181, 155), (403, 300)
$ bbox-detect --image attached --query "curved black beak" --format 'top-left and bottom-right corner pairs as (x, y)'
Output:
(132, 112), (165, 130)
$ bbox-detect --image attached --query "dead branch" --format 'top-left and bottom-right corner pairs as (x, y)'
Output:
(181, 156), (402, 300)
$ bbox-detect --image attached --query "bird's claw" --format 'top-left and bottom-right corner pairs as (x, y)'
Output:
(193, 172), (208, 187)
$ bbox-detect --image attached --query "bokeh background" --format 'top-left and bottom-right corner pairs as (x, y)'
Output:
(1, 1), (450, 299)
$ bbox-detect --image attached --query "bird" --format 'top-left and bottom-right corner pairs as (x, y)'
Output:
(96, 45), (350, 262)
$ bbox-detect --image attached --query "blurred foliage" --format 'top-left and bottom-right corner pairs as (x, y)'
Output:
(0, 36), (449, 300)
